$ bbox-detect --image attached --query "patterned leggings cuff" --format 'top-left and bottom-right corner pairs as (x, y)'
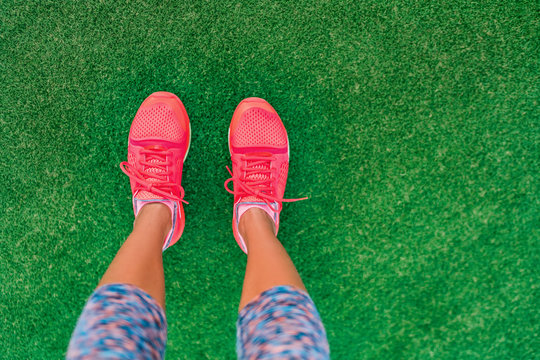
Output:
(236, 285), (330, 359)
(67, 283), (167, 360)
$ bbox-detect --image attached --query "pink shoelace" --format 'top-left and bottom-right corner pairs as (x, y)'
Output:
(224, 153), (307, 212)
(120, 146), (188, 204)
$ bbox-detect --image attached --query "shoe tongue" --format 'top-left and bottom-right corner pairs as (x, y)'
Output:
(138, 146), (167, 200)
(243, 152), (272, 202)
(145, 144), (166, 151)
(246, 152), (271, 181)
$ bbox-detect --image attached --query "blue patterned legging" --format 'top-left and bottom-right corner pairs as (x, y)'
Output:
(67, 284), (329, 359)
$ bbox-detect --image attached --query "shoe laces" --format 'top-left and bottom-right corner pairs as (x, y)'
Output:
(120, 146), (188, 204)
(224, 153), (306, 212)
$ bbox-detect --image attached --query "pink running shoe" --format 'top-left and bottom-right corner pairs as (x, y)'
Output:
(119, 92), (191, 251)
(224, 97), (306, 253)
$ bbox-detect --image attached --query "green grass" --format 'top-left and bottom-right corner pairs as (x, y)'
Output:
(0, 0), (538, 359)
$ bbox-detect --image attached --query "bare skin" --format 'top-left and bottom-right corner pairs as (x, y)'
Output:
(96, 204), (306, 312)
(238, 207), (306, 310)
(98, 203), (170, 309)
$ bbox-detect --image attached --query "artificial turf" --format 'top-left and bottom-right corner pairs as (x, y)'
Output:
(0, 0), (538, 359)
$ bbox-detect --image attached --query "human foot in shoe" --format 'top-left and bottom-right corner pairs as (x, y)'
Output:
(224, 97), (306, 253)
(120, 91), (191, 251)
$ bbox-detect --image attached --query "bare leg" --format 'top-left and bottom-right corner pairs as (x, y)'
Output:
(238, 208), (306, 310)
(98, 203), (171, 308)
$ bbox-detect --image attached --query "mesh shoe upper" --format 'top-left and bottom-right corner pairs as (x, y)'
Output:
(232, 108), (288, 148)
(130, 103), (186, 143)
